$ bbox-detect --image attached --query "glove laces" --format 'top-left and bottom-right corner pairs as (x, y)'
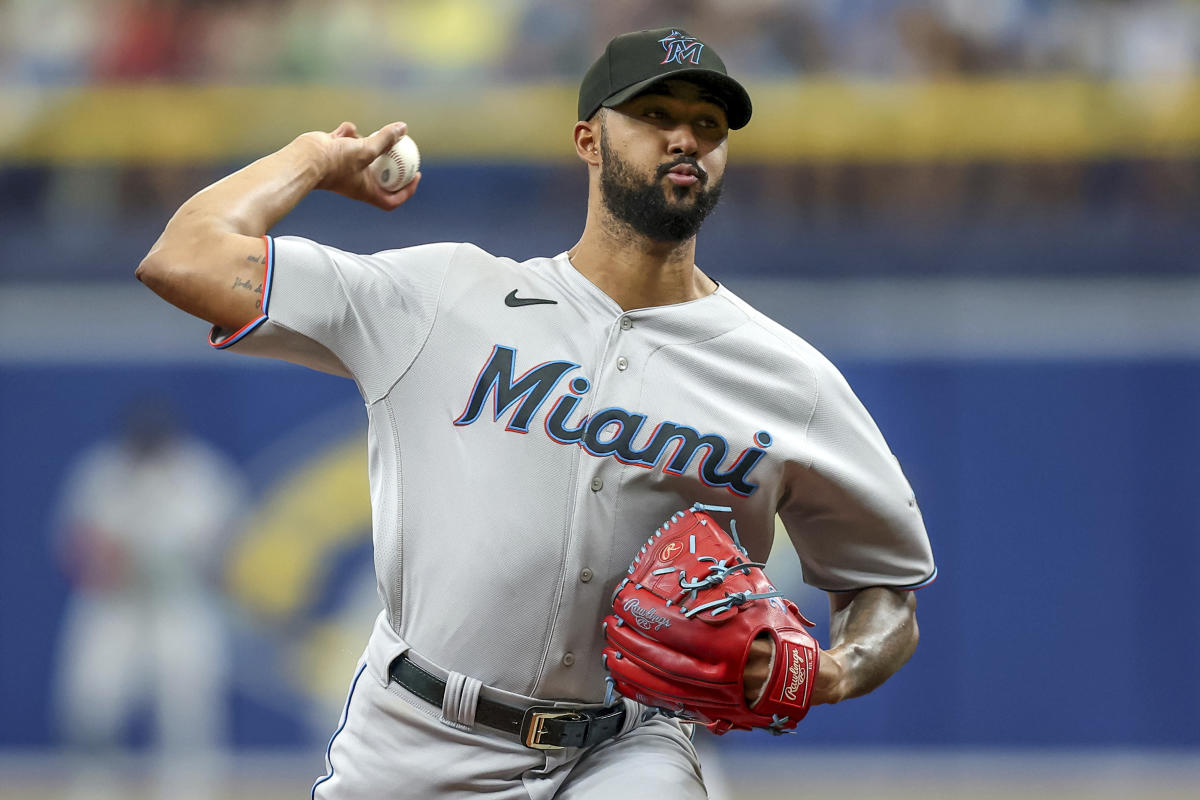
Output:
(638, 504), (784, 618)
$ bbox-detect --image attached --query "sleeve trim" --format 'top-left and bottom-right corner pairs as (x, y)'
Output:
(819, 566), (938, 594)
(209, 235), (275, 350)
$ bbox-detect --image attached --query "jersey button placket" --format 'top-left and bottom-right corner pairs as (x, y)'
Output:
(616, 316), (633, 372)
(543, 314), (638, 697)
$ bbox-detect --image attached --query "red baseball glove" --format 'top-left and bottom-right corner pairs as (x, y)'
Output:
(602, 504), (820, 735)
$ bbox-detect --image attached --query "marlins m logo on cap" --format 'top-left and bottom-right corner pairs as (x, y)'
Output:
(577, 27), (754, 129)
(659, 30), (704, 65)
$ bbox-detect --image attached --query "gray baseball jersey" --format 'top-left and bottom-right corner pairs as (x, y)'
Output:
(215, 235), (935, 700)
(213, 235), (935, 795)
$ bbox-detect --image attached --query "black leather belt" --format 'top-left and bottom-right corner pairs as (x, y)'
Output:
(388, 653), (626, 750)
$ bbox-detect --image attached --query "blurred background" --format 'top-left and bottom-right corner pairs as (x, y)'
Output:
(2, 0), (1199, 798)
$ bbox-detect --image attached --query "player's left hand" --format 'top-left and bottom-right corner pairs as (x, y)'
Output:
(743, 636), (847, 705)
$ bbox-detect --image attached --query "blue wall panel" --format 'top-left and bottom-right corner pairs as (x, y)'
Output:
(2, 359), (1197, 747)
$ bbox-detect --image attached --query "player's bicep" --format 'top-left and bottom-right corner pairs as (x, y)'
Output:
(780, 359), (934, 592)
(137, 229), (267, 332)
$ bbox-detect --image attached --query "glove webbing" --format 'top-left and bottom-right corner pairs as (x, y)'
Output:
(610, 503), (785, 617)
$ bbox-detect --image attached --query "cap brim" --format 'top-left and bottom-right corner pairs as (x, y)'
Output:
(600, 69), (752, 130)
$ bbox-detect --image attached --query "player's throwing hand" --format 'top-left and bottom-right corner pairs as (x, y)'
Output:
(300, 121), (422, 211)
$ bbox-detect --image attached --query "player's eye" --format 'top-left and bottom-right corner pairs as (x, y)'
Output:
(695, 116), (727, 137)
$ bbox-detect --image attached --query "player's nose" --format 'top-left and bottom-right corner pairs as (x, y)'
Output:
(666, 123), (700, 157)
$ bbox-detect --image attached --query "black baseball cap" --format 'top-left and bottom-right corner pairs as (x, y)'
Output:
(578, 28), (752, 130)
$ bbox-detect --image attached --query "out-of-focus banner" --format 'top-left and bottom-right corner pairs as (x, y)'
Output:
(3, 79), (1200, 164)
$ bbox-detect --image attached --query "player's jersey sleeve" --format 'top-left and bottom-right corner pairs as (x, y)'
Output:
(210, 235), (455, 402)
(779, 358), (936, 592)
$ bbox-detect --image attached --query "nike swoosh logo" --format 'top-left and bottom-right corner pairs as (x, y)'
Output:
(505, 290), (558, 307)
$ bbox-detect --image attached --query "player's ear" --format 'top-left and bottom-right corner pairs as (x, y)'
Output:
(574, 117), (601, 167)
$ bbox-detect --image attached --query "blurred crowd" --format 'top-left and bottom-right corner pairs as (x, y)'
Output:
(1, 0), (1197, 282)
(3, 0), (1199, 85)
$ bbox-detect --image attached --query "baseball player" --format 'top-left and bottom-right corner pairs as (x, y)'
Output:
(137, 27), (935, 800)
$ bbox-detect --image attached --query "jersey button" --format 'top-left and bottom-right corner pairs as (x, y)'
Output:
(620, 317), (633, 331)
(562, 652), (576, 667)
(580, 568), (593, 583)
(590, 477), (604, 492)
(616, 357), (628, 371)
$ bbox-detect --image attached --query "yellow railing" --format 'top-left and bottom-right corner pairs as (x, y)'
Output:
(3, 79), (1199, 164)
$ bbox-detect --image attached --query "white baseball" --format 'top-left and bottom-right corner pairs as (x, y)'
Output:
(371, 134), (420, 192)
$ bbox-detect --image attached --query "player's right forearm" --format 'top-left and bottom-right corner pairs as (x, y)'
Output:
(136, 135), (330, 330)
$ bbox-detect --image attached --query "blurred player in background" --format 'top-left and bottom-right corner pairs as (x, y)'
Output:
(51, 398), (245, 798)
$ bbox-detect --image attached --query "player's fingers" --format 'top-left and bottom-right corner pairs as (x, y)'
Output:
(375, 171), (421, 211)
(331, 121), (358, 138)
(743, 636), (774, 702)
(364, 122), (408, 158)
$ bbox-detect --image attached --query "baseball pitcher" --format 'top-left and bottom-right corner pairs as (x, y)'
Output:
(137, 27), (936, 800)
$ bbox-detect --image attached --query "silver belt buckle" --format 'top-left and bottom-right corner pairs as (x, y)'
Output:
(521, 707), (585, 750)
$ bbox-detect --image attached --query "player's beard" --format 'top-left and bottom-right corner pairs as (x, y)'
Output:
(599, 130), (724, 243)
